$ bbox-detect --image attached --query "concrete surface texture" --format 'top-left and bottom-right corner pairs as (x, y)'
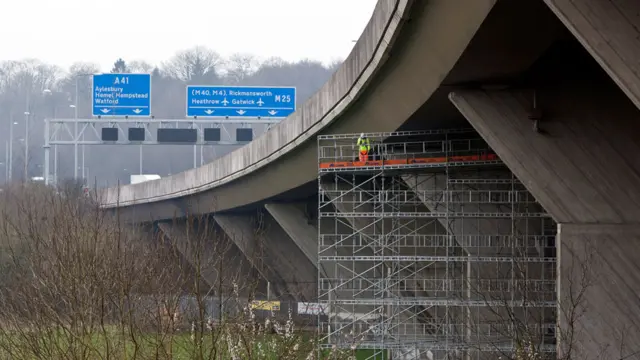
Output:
(401, 171), (546, 256)
(264, 203), (317, 265)
(156, 221), (268, 296)
(557, 224), (640, 359)
(449, 88), (640, 223)
(543, 0), (640, 110)
(213, 213), (316, 301)
(99, 0), (498, 217)
(448, 58), (640, 358)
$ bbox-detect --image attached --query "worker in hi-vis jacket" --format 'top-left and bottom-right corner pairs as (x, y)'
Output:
(357, 133), (371, 162)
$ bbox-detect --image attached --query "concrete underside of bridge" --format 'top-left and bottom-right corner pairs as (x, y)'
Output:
(112, 0), (640, 357)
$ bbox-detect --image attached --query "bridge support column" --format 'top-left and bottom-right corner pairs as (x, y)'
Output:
(401, 171), (548, 256)
(264, 202), (344, 297)
(156, 220), (266, 296)
(264, 203), (317, 265)
(214, 213), (316, 301)
(557, 224), (640, 358)
(449, 77), (640, 358)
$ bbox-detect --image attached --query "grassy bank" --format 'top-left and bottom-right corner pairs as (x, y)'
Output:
(0, 326), (386, 359)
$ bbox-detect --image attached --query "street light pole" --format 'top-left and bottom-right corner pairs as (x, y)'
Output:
(24, 91), (30, 181)
(73, 74), (94, 182)
(54, 131), (58, 184)
(43, 118), (50, 185)
(74, 77), (79, 180)
(4, 141), (8, 182)
(82, 131), (85, 181)
(43, 88), (56, 185)
(8, 114), (13, 181)
(24, 111), (29, 181)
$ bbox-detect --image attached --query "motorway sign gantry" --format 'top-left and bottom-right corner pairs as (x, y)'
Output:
(186, 85), (296, 118)
(92, 73), (151, 117)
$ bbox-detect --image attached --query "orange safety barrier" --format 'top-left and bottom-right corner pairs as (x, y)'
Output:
(319, 153), (499, 169)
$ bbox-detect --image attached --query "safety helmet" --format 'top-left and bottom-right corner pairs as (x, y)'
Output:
(360, 133), (365, 138)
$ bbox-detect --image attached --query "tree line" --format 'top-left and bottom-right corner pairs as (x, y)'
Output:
(0, 46), (341, 186)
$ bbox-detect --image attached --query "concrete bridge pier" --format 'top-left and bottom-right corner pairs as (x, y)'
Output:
(264, 202), (344, 301)
(449, 66), (640, 358)
(156, 220), (267, 297)
(213, 212), (316, 302)
(264, 203), (318, 267)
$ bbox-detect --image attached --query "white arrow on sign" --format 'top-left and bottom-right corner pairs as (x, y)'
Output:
(100, 108), (110, 114)
(204, 109), (214, 115)
(132, 109), (143, 114)
(222, 98), (229, 106)
(236, 110), (246, 115)
(268, 110), (278, 116)
(257, 98), (264, 106)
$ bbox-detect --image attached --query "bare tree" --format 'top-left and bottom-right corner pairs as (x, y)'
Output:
(9, 142), (40, 181)
(162, 46), (222, 84)
(128, 61), (155, 74)
(458, 234), (622, 360)
(7, 60), (61, 95)
(554, 235), (638, 360)
(0, 59), (62, 111)
(0, 182), (162, 358)
(224, 53), (259, 84)
(260, 56), (286, 68)
(0, 185), (355, 359)
(57, 62), (99, 97)
(327, 58), (342, 72)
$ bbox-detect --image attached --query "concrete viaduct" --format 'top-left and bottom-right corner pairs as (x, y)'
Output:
(100, 0), (640, 358)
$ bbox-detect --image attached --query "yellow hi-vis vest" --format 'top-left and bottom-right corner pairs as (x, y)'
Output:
(357, 137), (371, 152)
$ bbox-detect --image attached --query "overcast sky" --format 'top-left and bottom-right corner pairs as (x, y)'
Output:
(0, 0), (377, 72)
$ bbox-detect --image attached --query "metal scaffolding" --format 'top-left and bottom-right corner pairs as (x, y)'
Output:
(317, 129), (557, 360)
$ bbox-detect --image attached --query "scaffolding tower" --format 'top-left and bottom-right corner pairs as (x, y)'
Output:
(317, 129), (557, 360)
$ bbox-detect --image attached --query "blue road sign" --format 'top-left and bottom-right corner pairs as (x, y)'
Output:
(92, 73), (151, 117)
(186, 85), (296, 118)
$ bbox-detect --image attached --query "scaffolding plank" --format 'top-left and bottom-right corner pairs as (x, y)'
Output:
(319, 255), (556, 263)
